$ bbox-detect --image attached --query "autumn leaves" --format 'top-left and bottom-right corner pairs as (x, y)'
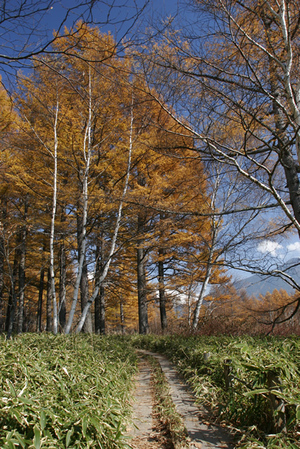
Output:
(1, 23), (218, 335)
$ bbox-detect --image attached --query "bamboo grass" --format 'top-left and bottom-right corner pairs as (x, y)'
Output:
(0, 334), (137, 449)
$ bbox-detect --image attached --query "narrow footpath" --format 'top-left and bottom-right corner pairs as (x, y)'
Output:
(128, 357), (172, 449)
(128, 350), (235, 449)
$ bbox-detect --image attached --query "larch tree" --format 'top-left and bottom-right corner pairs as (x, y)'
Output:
(10, 24), (134, 334)
(13, 57), (73, 335)
(0, 79), (28, 338)
(50, 24), (137, 333)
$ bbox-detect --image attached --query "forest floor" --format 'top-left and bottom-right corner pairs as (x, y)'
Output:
(127, 350), (235, 449)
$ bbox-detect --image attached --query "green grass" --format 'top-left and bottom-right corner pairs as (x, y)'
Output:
(0, 334), (138, 449)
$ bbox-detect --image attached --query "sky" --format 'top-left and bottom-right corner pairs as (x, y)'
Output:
(257, 237), (300, 261)
(0, 0), (180, 86)
(38, 0), (179, 39)
(1, 1), (178, 53)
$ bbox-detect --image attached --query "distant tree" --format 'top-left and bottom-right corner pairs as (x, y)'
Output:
(203, 280), (254, 335)
(253, 288), (300, 334)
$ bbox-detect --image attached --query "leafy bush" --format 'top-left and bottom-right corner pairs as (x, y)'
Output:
(0, 334), (137, 448)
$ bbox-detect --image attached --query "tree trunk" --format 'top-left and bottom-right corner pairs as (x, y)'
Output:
(262, 15), (300, 230)
(95, 284), (105, 335)
(137, 209), (148, 335)
(74, 94), (133, 334)
(6, 249), (19, 339)
(76, 211), (93, 333)
(0, 236), (3, 332)
(158, 248), (167, 332)
(192, 264), (212, 330)
(0, 197), (7, 333)
(137, 244), (148, 334)
(49, 101), (59, 335)
(59, 242), (66, 330)
(80, 256), (93, 333)
(17, 229), (26, 334)
(120, 298), (125, 334)
(37, 268), (44, 332)
(94, 239), (106, 334)
(17, 201), (28, 334)
(6, 286), (17, 339)
(46, 267), (52, 331)
(64, 68), (92, 335)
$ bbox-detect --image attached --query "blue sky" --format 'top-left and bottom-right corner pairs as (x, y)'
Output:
(42, 0), (179, 37)
(0, 0), (180, 83)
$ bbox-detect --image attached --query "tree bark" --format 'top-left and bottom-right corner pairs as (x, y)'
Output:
(17, 201), (28, 334)
(262, 15), (300, 230)
(137, 212), (148, 335)
(80, 255), (93, 333)
(158, 248), (167, 332)
(49, 101), (59, 335)
(95, 284), (106, 335)
(0, 239), (3, 333)
(46, 267), (52, 331)
(94, 238), (106, 334)
(192, 264), (212, 330)
(37, 268), (45, 332)
(120, 298), (125, 334)
(59, 242), (66, 330)
(76, 211), (93, 333)
(6, 248), (19, 338)
(0, 197), (7, 333)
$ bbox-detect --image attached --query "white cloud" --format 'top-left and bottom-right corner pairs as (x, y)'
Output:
(287, 241), (300, 253)
(257, 240), (283, 257)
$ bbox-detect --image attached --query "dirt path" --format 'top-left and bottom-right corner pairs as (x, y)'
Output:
(127, 350), (235, 449)
(127, 358), (173, 449)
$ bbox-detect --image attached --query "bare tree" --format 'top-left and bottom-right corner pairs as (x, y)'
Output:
(139, 0), (300, 325)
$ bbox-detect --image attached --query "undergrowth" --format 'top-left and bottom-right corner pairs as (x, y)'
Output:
(2, 333), (299, 448)
(0, 333), (137, 449)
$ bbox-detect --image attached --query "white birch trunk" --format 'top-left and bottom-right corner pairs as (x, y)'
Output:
(192, 263), (212, 330)
(276, 1), (300, 163)
(65, 68), (92, 334)
(192, 173), (220, 330)
(21, 100), (60, 334)
(50, 101), (59, 334)
(75, 99), (134, 333)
